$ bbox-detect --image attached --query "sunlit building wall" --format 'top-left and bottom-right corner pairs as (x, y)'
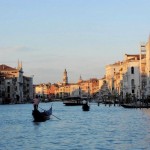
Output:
(69, 84), (80, 97)
(105, 61), (123, 94)
(0, 62), (24, 102)
(145, 37), (150, 96)
(35, 83), (50, 99)
(105, 54), (141, 99)
(122, 54), (140, 99)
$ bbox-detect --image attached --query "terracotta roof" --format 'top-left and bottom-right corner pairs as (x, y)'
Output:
(0, 64), (17, 71)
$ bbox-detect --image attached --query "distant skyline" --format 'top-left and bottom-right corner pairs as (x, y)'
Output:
(0, 0), (150, 84)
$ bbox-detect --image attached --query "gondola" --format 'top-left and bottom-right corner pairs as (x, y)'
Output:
(121, 104), (150, 109)
(82, 103), (90, 111)
(82, 100), (90, 111)
(32, 106), (52, 122)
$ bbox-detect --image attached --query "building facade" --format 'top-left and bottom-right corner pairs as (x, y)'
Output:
(103, 37), (150, 101)
(0, 62), (33, 103)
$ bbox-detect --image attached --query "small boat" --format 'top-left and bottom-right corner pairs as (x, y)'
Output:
(32, 106), (52, 122)
(121, 103), (150, 109)
(82, 100), (90, 111)
(82, 103), (90, 111)
(63, 96), (83, 106)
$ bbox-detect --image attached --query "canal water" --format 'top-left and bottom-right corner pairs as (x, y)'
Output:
(0, 102), (150, 150)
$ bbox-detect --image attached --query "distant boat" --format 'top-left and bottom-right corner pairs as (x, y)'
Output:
(121, 103), (150, 109)
(82, 100), (90, 111)
(32, 106), (52, 122)
(63, 96), (83, 106)
(82, 103), (90, 111)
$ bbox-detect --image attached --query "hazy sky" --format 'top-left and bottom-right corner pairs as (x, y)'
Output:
(0, 0), (150, 84)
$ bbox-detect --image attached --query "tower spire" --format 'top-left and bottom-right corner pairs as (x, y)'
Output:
(17, 59), (20, 69)
(78, 75), (83, 83)
(79, 75), (82, 80)
(63, 69), (68, 85)
(17, 60), (23, 70)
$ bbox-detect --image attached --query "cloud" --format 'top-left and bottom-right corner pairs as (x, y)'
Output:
(15, 46), (32, 52)
(0, 45), (33, 53)
(0, 45), (37, 65)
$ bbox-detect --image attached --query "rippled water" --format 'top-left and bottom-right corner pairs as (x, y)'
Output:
(0, 102), (150, 150)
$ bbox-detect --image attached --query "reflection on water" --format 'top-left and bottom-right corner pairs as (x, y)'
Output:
(142, 108), (150, 117)
(0, 102), (150, 150)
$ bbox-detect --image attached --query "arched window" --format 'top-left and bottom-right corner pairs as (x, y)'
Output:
(131, 79), (135, 87)
(131, 67), (134, 74)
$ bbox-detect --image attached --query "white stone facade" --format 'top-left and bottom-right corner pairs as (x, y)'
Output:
(104, 37), (150, 100)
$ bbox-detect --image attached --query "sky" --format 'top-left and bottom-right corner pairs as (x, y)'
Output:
(0, 0), (150, 84)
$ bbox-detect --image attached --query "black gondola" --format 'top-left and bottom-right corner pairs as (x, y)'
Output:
(121, 104), (150, 109)
(82, 102), (90, 111)
(32, 106), (52, 122)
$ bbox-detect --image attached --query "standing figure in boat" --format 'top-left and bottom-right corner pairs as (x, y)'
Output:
(32, 95), (52, 122)
(33, 95), (39, 110)
(82, 100), (90, 111)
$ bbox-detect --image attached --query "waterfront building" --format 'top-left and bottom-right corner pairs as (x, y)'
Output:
(99, 79), (110, 100)
(122, 54), (140, 99)
(55, 83), (80, 99)
(0, 61), (33, 103)
(23, 76), (34, 102)
(98, 77), (110, 99)
(53, 70), (99, 99)
(105, 54), (142, 100)
(59, 84), (70, 98)
(34, 83), (51, 100)
(106, 61), (123, 92)
(0, 62), (23, 103)
(139, 44), (146, 99)
(88, 78), (99, 98)
(104, 37), (150, 101)
(78, 78), (99, 99)
(0, 73), (5, 103)
(69, 84), (80, 97)
(105, 61), (123, 99)
(98, 77), (105, 90)
(145, 37), (150, 96)
(4, 77), (17, 103)
(47, 84), (59, 99)
(78, 81), (89, 98)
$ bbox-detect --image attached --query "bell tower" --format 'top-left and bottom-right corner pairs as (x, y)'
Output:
(78, 75), (83, 83)
(63, 69), (68, 85)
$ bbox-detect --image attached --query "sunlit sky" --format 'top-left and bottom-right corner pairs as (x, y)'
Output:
(0, 0), (150, 84)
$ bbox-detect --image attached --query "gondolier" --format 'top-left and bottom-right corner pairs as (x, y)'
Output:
(33, 95), (39, 110)
(82, 100), (90, 111)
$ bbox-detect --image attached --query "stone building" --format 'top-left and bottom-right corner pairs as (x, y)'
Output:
(104, 37), (150, 100)
(54, 70), (99, 99)
(0, 61), (33, 103)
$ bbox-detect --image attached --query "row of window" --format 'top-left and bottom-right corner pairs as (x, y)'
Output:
(113, 67), (134, 74)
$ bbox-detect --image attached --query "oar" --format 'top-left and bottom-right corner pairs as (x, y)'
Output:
(52, 114), (61, 120)
(39, 106), (61, 120)
(39, 106), (45, 111)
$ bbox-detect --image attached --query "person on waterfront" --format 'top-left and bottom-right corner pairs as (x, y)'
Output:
(33, 95), (39, 110)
